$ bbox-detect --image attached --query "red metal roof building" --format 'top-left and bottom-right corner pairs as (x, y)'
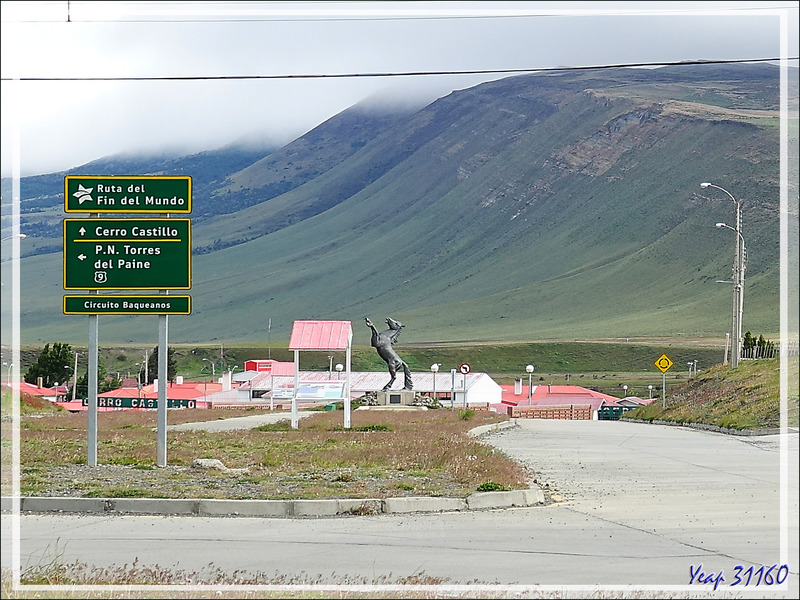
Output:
(495, 384), (653, 420)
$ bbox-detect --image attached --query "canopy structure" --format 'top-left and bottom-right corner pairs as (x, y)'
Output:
(287, 320), (353, 428)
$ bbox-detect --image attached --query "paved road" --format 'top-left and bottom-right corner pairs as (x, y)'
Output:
(3, 419), (798, 597)
(168, 410), (312, 431)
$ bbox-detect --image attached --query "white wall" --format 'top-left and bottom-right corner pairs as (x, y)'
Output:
(466, 374), (502, 405)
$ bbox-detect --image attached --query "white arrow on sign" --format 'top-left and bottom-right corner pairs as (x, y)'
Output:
(79, 227), (86, 235)
(459, 363), (471, 374)
(78, 254), (87, 261)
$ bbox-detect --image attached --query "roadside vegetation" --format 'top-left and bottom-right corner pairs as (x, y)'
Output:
(622, 357), (798, 429)
(3, 398), (526, 500)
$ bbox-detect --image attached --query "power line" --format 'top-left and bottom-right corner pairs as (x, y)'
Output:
(11, 2), (798, 25)
(2, 56), (795, 82)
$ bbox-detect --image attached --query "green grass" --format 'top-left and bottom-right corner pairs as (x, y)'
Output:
(7, 408), (527, 500)
(623, 357), (798, 429)
(5, 68), (787, 348)
(32, 339), (730, 385)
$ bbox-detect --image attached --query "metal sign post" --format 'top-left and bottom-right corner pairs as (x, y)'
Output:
(157, 310), (168, 467)
(654, 354), (674, 409)
(87, 311), (98, 467)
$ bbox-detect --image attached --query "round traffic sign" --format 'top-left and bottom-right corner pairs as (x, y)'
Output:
(459, 363), (471, 374)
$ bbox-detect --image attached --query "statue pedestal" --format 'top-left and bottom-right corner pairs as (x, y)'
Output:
(376, 390), (416, 406)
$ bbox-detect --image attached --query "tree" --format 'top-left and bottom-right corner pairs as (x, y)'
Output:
(146, 346), (178, 383)
(75, 361), (122, 398)
(24, 342), (73, 388)
(741, 331), (776, 359)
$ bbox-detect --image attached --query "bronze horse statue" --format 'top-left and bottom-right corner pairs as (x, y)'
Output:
(365, 317), (413, 391)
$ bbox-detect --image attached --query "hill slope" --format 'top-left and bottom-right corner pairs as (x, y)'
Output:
(623, 358), (798, 430)
(2, 63), (795, 345)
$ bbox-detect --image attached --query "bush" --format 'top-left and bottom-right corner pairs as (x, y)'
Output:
(476, 481), (507, 492)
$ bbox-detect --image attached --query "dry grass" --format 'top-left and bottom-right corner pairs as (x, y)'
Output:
(623, 358), (798, 430)
(6, 405), (528, 500)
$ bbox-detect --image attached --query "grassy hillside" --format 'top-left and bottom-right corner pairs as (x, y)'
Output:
(9, 340), (728, 402)
(623, 357), (798, 429)
(2, 64), (794, 345)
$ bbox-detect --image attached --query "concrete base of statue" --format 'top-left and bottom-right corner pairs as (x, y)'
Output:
(376, 390), (416, 406)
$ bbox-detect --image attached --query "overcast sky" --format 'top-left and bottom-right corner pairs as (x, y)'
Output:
(1, 1), (797, 178)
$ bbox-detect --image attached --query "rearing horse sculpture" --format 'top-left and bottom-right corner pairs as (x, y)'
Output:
(365, 317), (413, 391)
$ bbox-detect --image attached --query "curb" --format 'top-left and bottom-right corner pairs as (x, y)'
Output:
(1, 487), (544, 518)
(466, 418), (518, 438)
(620, 418), (794, 436)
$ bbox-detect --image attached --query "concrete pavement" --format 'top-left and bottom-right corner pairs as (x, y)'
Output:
(4, 419), (796, 592)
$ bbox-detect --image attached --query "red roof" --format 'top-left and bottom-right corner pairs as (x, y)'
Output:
(99, 381), (223, 400)
(288, 320), (352, 350)
(11, 381), (54, 397)
(500, 384), (622, 411)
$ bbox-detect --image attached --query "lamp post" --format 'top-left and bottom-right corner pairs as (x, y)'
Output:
(622, 384), (628, 397)
(3, 362), (12, 386)
(202, 358), (215, 377)
(716, 220), (746, 367)
(136, 362), (144, 397)
(335, 363), (343, 380)
(1, 233), (26, 242)
(430, 363), (440, 400)
(72, 352), (80, 402)
(701, 182), (743, 368)
(526, 365), (534, 404)
(648, 384), (653, 400)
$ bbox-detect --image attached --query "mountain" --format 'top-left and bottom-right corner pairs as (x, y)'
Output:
(2, 63), (796, 346)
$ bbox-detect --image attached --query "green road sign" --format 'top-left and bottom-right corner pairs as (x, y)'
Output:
(65, 176), (191, 213)
(63, 218), (191, 290)
(81, 397), (199, 409)
(64, 295), (191, 315)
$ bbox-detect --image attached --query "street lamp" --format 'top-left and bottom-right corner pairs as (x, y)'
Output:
(701, 182), (743, 368)
(1, 233), (26, 242)
(3, 362), (12, 385)
(648, 384), (653, 399)
(430, 363), (440, 400)
(335, 363), (343, 380)
(622, 384), (628, 397)
(135, 362), (144, 396)
(716, 220), (746, 366)
(526, 365), (534, 404)
(202, 358), (215, 377)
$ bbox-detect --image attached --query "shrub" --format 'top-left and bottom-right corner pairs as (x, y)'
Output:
(476, 481), (507, 492)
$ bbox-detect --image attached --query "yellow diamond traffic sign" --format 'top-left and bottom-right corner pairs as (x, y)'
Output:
(654, 353), (674, 373)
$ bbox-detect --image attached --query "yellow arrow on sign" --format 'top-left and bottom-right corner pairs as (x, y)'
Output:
(654, 353), (674, 373)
